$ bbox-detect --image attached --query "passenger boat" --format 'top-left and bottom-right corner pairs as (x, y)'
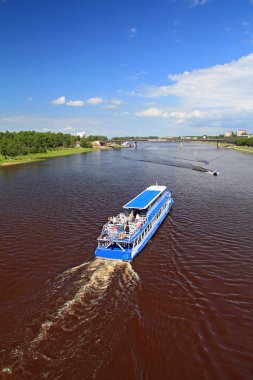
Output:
(95, 185), (174, 261)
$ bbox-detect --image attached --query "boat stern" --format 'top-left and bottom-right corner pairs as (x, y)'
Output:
(95, 246), (132, 261)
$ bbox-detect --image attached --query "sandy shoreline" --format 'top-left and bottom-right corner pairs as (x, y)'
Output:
(1, 160), (39, 167)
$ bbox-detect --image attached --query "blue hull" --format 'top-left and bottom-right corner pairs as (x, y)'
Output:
(95, 198), (173, 261)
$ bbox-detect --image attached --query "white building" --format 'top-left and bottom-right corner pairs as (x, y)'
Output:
(77, 131), (87, 138)
(224, 131), (233, 137)
(236, 130), (248, 136)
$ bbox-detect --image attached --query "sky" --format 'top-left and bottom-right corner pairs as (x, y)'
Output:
(0, 0), (253, 137)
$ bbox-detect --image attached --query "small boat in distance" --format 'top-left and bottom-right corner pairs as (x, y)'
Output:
(95, 185), (174, 261)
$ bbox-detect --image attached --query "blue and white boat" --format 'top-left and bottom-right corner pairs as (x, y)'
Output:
(95, 185), (174, 261)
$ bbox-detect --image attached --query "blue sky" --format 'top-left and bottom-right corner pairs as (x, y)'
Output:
(1, 0), (253, 136)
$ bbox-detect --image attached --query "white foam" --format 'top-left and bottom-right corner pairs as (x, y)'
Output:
(30, 259), (140, 347)
(2, 367), (12, 374)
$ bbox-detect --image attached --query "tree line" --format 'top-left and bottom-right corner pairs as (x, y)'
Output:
(0, 131), (108, 158)
(79, 135), (108, 148)
(1, 131), (252, 159)
(205, 134), (253, 147)
(234, 137), (253, 147)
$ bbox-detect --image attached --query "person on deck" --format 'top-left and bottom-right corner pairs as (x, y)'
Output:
(125, 221), (130, 234)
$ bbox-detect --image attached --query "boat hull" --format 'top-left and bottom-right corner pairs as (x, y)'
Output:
(95, 198), (173, 261)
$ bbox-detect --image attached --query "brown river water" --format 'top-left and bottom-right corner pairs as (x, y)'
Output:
(0, 143), (253, 380)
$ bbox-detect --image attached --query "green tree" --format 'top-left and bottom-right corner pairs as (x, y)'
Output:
(80, 138), (93, 148)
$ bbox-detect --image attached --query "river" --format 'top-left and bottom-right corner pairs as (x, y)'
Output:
(0, 143), (253, 379)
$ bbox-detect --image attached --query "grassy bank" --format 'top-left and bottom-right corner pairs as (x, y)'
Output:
(234, 146), (253, 153)
(218, 143), (253, 153)
(0, 147), (94, 166)
(198, 141), (253, 154)
(0, 143), (128, 167)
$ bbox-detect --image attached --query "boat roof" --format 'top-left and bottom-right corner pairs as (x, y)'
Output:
(123, 185), (166, 210)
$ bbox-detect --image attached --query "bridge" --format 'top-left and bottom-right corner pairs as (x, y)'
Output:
(99, 138), (236, 148)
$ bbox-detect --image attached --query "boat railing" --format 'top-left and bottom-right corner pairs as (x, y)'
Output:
(98, 213), (147, 243)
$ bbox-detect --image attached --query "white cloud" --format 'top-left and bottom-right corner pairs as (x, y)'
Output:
(134, 105), (253, 134)
(135, 107), (166, 117)
(128, 27), (138, 38)
(132, 53), (253, 132)
(241, 21), (253, 45)
(126, 70), (148, 81)
(114, 111), (129, 117)
(51, 96), (66, 105)
(111, 98), (123, 106)
(135, 108), (205, 119)
(64, 126), (75, 131)
(27, 97), (33, 102)
(242, 21), (250, 27)
(86, 97), (103, 105)
(135, 108), (206, 119)
(103, 98), (123, 109)
(189, 0), (209, 8)
(168, 54), (253, 108)
(103, 104), (118, 110)
(129, 85), (170, 98)
(131, 53), (253, 109)
(66, 100), (85, 107)
(0, 114), (103, 133)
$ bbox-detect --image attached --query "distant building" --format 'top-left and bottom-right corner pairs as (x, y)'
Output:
(77, 131), (87, 138)
(224, 131), (233, 137)
(236, 130), (248, 136)
(121, 142), (134, 147)
(94, 140), (103, 146)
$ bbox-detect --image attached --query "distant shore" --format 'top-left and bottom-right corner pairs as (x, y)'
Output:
(0, 143), (123, 167)
(1, 141), (252, 168)
(199, 141), (253, 154)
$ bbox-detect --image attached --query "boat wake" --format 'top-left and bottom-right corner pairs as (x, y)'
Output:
(164, 155), (210, 165)
(3, 259), (140, 379)
(123, 156), (215, 174)
(164, 154), (222, 166)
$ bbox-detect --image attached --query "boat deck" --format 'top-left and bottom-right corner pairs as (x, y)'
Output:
(98, 213), (146, 244)
(98, 190), (171, 245)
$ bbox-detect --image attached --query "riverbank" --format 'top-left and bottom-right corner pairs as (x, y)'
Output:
(0, 144), (122, 167)
(221, 144), (253, 153)
(229, 145), (253, 153)
(198, 141), (253, 154)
